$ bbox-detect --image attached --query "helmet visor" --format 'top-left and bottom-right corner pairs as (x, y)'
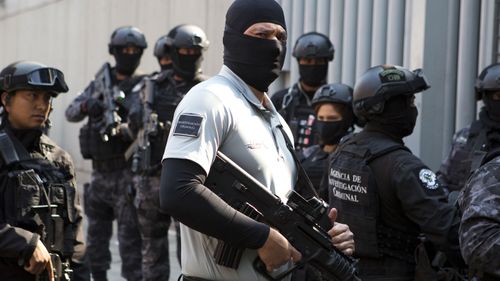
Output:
(18, 67), (69, 93)
(28, 68), (63, 85)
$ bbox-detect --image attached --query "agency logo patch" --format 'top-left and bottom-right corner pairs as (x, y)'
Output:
(173, 114), (203, 138)
(419, 168), (439, 190)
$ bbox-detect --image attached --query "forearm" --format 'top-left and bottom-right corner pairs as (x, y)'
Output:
(65, 93), (89, 122)
(160, 158), (269, 249)
(0, 223), (39, 262)
(460, 209), (500, 275)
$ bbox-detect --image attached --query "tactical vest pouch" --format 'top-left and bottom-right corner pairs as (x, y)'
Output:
(78, 123), (92, 159)
(12, 169), (42, 221)
(80, 120), (129, 163)
(414, 240), (465, 281)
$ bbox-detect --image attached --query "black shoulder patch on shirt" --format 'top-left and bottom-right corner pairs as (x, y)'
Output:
(173, 114), (203, 138)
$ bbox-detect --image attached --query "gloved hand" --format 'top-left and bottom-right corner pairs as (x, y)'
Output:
(85, 97), (104, 118)
(128, 105), (144, 133)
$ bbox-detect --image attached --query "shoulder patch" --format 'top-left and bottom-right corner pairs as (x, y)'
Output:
(418, 169), (439, 189)
(173, 114), (203, 138)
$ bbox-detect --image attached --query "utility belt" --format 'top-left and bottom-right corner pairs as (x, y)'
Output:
(92, 157), (127, 172)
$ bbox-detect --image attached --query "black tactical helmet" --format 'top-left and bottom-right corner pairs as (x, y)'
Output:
(165, 24), (209, 50)
(0, 61), (68, 95)
(154, 35), (170, 59)
(353, 64), (430, 121)
(312, 83), (353, 107)
(292, 32), (334, 61)
(108, 26), (148, 54)
(475, 63), (500, 100)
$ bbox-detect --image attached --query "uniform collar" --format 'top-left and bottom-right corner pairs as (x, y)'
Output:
(220, 65), (275, 112)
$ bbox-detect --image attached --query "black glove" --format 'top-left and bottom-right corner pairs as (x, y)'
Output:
(86, 97), (104, 118)
(128, 104), (144, 133)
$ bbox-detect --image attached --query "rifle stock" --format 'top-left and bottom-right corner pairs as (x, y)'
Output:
(205, 152), (360, 281)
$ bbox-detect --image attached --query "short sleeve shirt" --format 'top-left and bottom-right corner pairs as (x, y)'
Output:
(162, 66), (297, 280)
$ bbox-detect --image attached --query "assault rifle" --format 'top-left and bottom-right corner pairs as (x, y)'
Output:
(126, 77), (167, 173)
(205, 152), (360, 281)
(92, 62), (125, 142)
(28, 175), (73, 281)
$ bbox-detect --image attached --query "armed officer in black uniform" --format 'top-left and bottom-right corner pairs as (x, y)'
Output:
(298, 83), (356, 201)
(0, 61), (86, 281)
(127, 24), (209, 281)
(271, 32), (334, 150)
(65, 26), (147, 281)
(153, 35), (173, 73)
(328, 65), (463, 280)
(438, 62), (500, 192)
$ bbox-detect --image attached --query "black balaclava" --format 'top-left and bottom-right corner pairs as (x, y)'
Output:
(223, 0), (287, 92)
(478, 107), (500, 148)
(299, 64), (328, 87)
(172, 52), (203, 80)
(114, 49), (142, 76)
(367, 95), (418, 140)
(159, 62), (172, 72)
(483, 95), (500, 122)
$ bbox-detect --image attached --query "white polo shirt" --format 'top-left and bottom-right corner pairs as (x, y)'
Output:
(163, 65), (297, 280)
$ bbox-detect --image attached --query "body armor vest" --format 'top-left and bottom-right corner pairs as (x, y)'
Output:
(328, 132), (412, 260)
(79, 75), (142, 166)
(446, 120), (488, 191)
(280, 83), (317, 150)
(0, 130), (77, 258)
(147, 71), (204, 168)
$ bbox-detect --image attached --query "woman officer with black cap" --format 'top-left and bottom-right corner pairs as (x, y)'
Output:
(298, 83), (357, 201)
(0, 61), (86, 281)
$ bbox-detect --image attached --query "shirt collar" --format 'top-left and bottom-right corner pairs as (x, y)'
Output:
(219, 65), (273, 112)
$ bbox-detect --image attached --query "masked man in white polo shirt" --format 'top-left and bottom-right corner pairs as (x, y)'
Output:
(159, 1), (355, 280)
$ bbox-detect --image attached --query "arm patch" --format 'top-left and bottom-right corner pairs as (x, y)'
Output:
(173, 114), (203, 138)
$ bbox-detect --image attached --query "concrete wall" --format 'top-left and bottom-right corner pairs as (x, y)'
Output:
(0, 0), (497, 173)
(0, 0), (232, 173)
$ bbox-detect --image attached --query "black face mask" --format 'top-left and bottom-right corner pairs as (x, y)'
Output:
(159, 62), (172, 72)
(223, 29), (286, 92)
(369, 96), (418, 139)
(315, 120), (349, 145)
(114, 53), (142, 76)
(173, 53), (203, 80)
(484, 97), (500, 122)
(299, 64), (328, 87)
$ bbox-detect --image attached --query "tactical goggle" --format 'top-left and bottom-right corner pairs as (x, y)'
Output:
(1, 67), (68, 93)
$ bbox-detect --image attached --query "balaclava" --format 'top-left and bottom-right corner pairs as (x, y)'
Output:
(367, 95), (418, 139)
(483, 94), (500, 122)
(114, 48), (143, 76)
(299, 64), (328, 87)
(160, 62), (172, 72)
(223, 0), (287, 92)
(172, 51), (203, 81)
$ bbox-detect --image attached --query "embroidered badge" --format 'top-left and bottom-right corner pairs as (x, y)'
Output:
(173, 114), (203, 137)
(418, 169), (439, 189)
